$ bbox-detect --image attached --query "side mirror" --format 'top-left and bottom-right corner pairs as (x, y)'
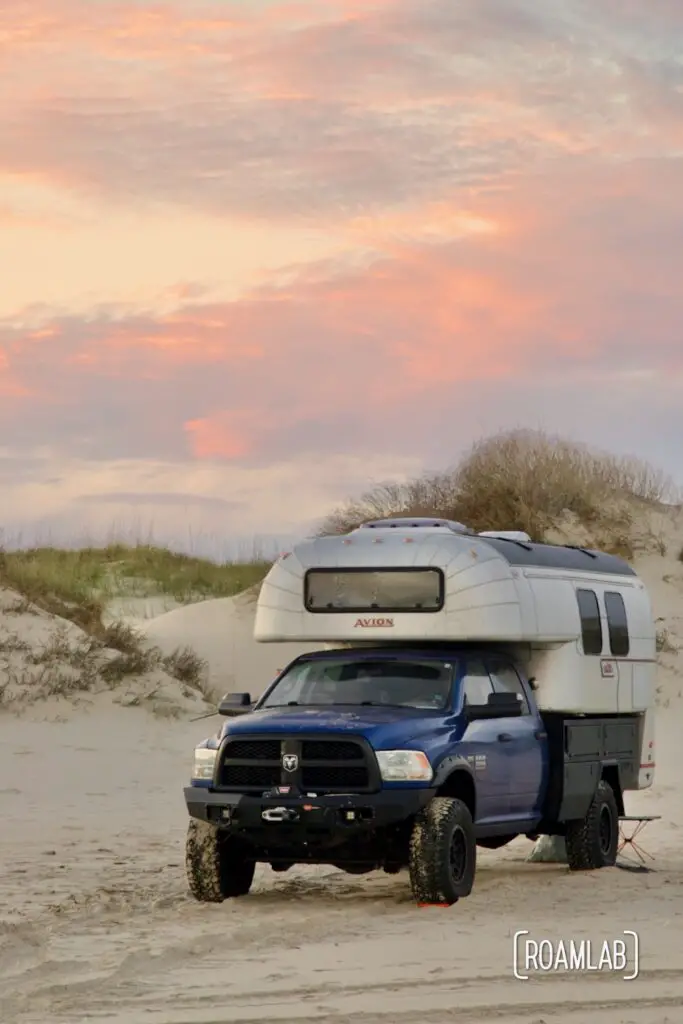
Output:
(487, 692), (523, 714)
(464, 692), (523, 720)
(218, 692), (253, 717)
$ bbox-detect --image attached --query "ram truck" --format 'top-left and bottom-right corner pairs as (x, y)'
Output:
(184, 645), (633, 906)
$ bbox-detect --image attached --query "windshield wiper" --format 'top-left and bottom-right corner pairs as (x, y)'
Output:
(360, 701), (408, 707)
(306, 701), (413, 708)
(262, 701), (434, 709)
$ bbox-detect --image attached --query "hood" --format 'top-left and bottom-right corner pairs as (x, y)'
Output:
(220, 704), (455, 749)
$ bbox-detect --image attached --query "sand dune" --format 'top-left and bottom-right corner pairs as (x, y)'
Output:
(140, 586), (318, 703)
(1, 503), (683, 1023)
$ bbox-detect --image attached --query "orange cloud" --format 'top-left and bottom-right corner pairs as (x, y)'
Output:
(185, 415), (252, 460)
(0, 349), (33, 397)
(3, 0), (680, 228)
(2, 148), (681, 456)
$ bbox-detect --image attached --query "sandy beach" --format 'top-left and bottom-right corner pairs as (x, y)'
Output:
(1, 505), (683, 1024)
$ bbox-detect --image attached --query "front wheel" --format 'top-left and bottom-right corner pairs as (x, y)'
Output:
(408, 796), (476, 906)
(185, 820), (255, 902)
(565, 779), (619, 871)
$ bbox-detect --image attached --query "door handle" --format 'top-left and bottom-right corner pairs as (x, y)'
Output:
(497, 732), (513, 742)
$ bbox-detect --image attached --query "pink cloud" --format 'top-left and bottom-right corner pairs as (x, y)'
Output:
(2, 0), (680, 222)
(1, 0), (682, 535)
(185, 414), (253, 460)
(1, 145), (680, 473)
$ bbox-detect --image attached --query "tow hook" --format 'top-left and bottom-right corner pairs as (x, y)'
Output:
(262, 806), (299, 823)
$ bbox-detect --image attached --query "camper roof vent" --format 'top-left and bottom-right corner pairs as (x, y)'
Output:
(479, 530), (533, 543)
(358, 517), (475, 534)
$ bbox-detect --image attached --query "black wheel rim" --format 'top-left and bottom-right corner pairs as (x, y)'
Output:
(599, 805), (613, 855)
(449, 825), (468, 883)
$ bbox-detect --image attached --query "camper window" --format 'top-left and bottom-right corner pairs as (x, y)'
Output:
(487, 658), (531, 714)
(604, 591), (630, 657)
(576, 588), (603, 655)
(259, 655), (454, 710)
(304, 568), (444, 613)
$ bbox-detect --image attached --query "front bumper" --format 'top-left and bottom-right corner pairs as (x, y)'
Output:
(184, 785), (435, 845)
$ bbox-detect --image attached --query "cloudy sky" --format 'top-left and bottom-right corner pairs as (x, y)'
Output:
(1, 0), (682, 555)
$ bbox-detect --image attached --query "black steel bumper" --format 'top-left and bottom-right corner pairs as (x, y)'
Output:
(184, 785), (436, 841)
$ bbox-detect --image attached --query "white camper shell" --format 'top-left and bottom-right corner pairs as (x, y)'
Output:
(255, 518), (656, 767)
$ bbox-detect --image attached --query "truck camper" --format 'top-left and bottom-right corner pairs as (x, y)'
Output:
(184, 517), (657, 906)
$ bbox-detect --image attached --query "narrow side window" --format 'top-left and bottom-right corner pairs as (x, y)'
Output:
(576, 588), (603, 655)
(604, 591), (630, 657)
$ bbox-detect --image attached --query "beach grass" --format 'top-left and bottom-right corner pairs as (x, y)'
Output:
(320, 428), (679, 549)
(0, 543), (271, 638)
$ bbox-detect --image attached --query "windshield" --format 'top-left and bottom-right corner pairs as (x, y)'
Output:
(260, 656), (455, 710)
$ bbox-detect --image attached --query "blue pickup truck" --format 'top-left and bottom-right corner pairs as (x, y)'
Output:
(184, 643), (635, 906)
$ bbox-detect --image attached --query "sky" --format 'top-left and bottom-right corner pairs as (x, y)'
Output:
(1, 0), (682, 556)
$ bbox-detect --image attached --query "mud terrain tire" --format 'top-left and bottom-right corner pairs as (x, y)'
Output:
(185, 820), (255, 902)
(565, 779), (619, 871)
(408, 796), (476, 906)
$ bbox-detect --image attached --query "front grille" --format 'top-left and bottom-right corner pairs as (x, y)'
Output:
(302, 740), (361, 761)
(227, 740), (281, 760)
(301, 765), (368, 789)
(221, 765), (280, 788)
(217, 735), (375, 792)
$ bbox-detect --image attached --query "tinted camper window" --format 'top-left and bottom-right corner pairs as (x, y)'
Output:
(304, 568), (443, 613)
(576, 588), (603, 655)
(604, 591), (630, 657)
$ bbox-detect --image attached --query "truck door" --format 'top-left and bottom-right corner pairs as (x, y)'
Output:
(458, 658), (511, 824)
(486, 656), (545, 821)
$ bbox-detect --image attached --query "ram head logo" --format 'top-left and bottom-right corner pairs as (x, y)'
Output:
(282, 753), (299, 772)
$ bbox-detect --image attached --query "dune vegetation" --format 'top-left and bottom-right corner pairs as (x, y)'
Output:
(0, 544), (270, 634)
(0, 546), (269, 704)
(320, 428), (679, 551)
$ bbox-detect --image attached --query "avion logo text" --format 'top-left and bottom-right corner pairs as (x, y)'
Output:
(354, 617), (395, 628)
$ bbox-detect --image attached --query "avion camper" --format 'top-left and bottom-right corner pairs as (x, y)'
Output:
(184, 517), (657, 906)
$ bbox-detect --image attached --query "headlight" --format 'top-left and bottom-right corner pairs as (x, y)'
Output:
(192, 746), (217, 781)
(375, 749), (433, 782)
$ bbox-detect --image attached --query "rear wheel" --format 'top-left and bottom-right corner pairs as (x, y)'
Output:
(408, 796), (476, 906)
(185, 820), (255, 902)
(565, 780), (619, 871)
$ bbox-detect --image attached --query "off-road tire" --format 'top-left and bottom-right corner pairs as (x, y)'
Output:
(565, 779), (619, 871)
(408, 796), (476, 906)
(185, 819), (255, 902)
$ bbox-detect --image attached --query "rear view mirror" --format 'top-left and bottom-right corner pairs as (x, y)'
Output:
(218, 692), (253, 716)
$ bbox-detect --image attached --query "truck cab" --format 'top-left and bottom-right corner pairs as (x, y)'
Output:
(185, 645), (563, 905)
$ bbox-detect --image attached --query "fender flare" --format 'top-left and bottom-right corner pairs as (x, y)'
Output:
(432, 754), (476, 789)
